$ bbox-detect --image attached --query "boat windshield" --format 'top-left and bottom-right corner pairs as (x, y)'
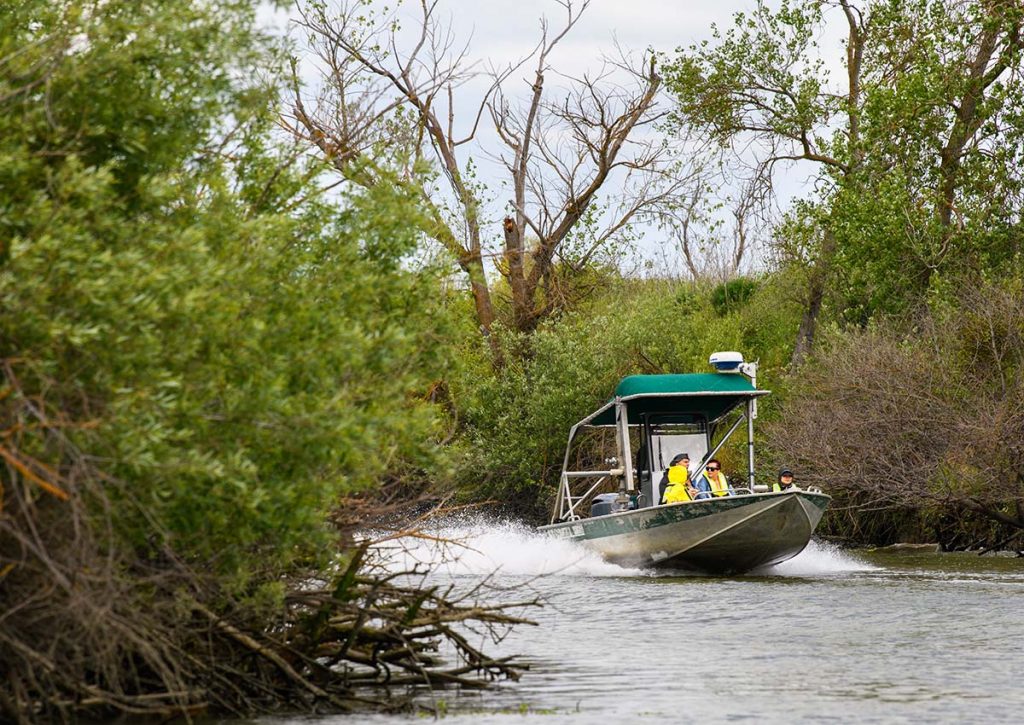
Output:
(645, 415), (707, 472)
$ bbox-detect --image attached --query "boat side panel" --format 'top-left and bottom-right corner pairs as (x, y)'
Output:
(661, 495), (814, 573)
(540, 492), (831, 574)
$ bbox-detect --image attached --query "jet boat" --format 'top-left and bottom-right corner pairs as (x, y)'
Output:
(539, 353), (830, 574)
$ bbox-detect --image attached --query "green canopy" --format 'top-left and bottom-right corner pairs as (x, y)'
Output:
(588, 373), (766, 426)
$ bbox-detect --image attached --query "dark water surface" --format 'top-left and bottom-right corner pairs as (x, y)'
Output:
(264, 524), (1024, 724)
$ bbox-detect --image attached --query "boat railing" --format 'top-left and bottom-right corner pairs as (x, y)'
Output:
(556, 470), (622, 521)
(690, 487), (752, 499)
(555, 475), (823, 522)
(558, 480), (765, 520)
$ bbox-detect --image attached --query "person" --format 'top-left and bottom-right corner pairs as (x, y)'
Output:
(773, 467), (798, 492)
(660, 453), (696, 504)
(695, 458), (733, 498)
(658, 452), (683, 501)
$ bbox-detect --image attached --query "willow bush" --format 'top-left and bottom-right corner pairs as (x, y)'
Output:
(1, 0), (452, 582)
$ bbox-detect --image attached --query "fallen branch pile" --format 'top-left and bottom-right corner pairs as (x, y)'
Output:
(0, 362), (537, 722)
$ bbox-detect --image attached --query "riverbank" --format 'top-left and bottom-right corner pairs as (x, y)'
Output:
(843, 541), (1024, 557)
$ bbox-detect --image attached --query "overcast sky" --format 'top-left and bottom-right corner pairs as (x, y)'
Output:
(265, 1), (762, 61)
(263, 1), (771, 93)
(432, 0), (759, 68)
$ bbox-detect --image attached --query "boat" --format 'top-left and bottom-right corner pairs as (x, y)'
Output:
(539, 352), (831, 574)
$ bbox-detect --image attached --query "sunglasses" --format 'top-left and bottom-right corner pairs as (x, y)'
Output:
(707, 466), (719, 471)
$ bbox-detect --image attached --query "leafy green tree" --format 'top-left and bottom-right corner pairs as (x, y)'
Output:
(0, 4), (559, 720)
(1, 0), (450, 579)
(664, 0), (1024, 361)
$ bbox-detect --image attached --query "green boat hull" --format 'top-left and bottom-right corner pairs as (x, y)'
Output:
(539, 491), (831, 575)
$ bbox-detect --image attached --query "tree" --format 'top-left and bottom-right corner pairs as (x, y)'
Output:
(663, 0), (1024, 364)
(289, 0), (690, 357)
(1, 0), (453, 571)
(651, 170), (772, 280)
(1, 1), (519, 717)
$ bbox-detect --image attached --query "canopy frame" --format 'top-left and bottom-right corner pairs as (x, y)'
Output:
(550, 377), (769, 524)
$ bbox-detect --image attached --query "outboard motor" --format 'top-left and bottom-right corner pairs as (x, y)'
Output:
(590, 493), (620, 517)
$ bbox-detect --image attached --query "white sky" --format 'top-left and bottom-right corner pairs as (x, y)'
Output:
(265, 1), (827, 277)
(262, 1), (762, 62)
(431, 0), (756, 67)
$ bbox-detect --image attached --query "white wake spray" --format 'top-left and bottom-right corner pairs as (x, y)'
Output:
(760, 539), (879, 576)
(370, 516), (644, 578)
(369, 515), (874, 580)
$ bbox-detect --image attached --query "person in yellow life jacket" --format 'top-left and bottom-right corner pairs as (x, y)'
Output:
(660, 453), (696, 504)
(695, 458), (733, 498)
(772, 467), (796, 492)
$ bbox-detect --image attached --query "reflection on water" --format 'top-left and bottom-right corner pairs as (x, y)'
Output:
(267, 519), (1024, 724)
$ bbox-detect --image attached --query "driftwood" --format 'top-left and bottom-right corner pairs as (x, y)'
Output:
(0, 360), (538, 722)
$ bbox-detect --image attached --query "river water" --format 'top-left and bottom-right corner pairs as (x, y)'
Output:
(265, 519), (1024, 724)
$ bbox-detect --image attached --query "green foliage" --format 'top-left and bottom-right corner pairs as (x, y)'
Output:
(663, 0), (833, 150)
(664, 0), (1024, 327)
(1, 0), (451, 580)
(710, 277), (758, 316)
(450, 275), (803, 516)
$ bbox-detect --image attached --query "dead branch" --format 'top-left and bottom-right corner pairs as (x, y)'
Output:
(0, 359), (539, 721)
(289, 1), (698, 341)
(765, 280), (1024, 547)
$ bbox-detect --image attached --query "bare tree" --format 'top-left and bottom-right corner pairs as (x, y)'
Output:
(765, 280), (1024, 542)
(287, 0), (690, 356)
(647, 165), (769, 281)
(672, 185), (709, 280)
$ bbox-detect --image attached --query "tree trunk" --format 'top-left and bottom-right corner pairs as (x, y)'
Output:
(792, 3), (864, 368)
(791, 229), (836, 367)
(461, 251), (501, 365)
(503, 217), (528, 331)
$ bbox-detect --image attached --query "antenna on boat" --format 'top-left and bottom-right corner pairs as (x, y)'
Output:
(709, 351), (758, 418)
(708, 351), (743, 373)
(710, 351), (760, 491)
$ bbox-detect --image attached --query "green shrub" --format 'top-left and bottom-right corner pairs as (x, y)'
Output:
(0, 0), (453, 580)
(710, 277), (759, 315)
(449, 274), (804, 517)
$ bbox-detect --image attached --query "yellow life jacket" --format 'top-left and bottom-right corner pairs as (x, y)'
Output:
(662, 465), (692, 504)
(772, 482), (793, 492)
(702, 471), (730, 497)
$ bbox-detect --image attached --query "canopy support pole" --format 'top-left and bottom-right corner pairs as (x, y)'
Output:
(552, 423), (581, 523)
(746, 398), (756, 490)
(616, 400), (635, 493)
(691, 411), (747, 483)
